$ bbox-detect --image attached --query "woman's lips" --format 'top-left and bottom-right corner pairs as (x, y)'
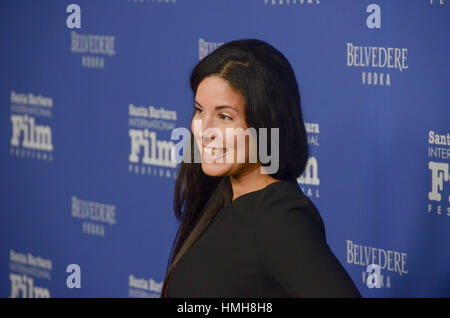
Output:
(202, 147), (227, 162)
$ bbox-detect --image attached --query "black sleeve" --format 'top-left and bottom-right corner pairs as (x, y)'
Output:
(253, 190), (361, 298)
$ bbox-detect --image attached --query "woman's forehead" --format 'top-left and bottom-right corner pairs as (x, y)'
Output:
(196, 77), (244, 111)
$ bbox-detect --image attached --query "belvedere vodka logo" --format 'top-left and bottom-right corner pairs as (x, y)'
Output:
(199, 38), (224, 60)
(70, 31), (116, 69)
(346, 240), (408, 289)
(9, 249), (52, 298)
(71, 196), (118, 237)
(9, 91), (54, 162)
(128, 103), (178, 179)
(128, 274), (163, 298)
(427, 130), (450, 217)
(346, 43), (409, 86)
(298, 122), (320, 199)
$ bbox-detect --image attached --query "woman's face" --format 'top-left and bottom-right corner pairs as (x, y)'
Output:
(191, 75), (257, 177)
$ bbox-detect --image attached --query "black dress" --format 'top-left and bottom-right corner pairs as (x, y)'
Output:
(167, 179), (361, 298)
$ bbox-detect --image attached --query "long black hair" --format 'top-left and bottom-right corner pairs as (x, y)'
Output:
(160, 39), (309, 297)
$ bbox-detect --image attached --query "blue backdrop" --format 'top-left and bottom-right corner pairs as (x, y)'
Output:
(1, 0), (449, 298)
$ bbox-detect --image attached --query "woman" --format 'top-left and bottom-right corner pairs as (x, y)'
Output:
(161, 39), (361, 298)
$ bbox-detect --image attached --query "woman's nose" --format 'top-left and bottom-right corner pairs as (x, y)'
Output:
(192, 117), (216, 142)
(200, 117), (217, 142)
(201, 129), (216, 143)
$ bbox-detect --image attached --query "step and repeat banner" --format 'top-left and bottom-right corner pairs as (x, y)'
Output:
(1, 0), (449, 298)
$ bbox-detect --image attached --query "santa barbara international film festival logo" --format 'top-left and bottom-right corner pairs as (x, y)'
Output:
(297, 122), (320, 199)
(128, 274), (163, 298)
(427, 130), (450, 217)
(9, 91), (54, 162)
(128, 103), (179, 179)
(9, 249), (52, 298)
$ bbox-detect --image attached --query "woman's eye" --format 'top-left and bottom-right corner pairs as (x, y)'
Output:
(194, 108), (231, 120)
(219, 114), (231, 120)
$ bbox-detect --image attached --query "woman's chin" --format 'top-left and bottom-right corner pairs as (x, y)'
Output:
(201, 162), (232, 177)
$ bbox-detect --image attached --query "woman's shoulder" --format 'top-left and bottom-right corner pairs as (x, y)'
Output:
(254, 179), (327, 240)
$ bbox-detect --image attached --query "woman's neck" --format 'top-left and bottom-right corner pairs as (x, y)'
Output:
(229, 164), (280, 202)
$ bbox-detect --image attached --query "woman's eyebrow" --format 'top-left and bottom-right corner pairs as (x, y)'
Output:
(195, 100), (237, 112)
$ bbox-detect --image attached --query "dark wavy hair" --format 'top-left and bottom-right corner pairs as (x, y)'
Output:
(160, 39), (309, 297)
